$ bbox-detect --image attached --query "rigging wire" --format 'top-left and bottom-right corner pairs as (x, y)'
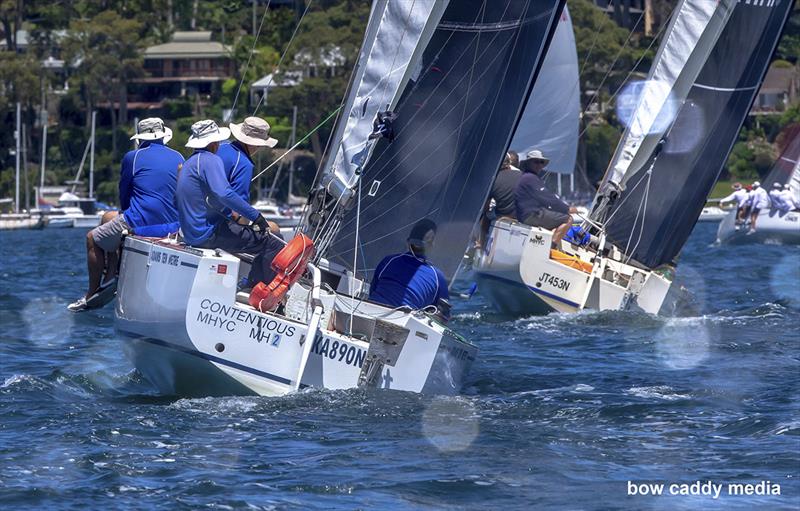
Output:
(579, 10), (645, 119)
(251, 105), (342, 182)
(578, 17), (669, 140)
(229, 0), (272, 119)
(252, 0), (315, 116)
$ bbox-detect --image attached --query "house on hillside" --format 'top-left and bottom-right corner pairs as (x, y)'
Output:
(129, 31), (233, 110)
(249, 45), (346, 108)
(752, 64), (799, 114)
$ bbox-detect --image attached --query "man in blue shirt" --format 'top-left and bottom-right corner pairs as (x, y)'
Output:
(369, 219), (450, 321)
(215, 116), (278, 222)
(177, 119), (284, 287)
(515, 149), (576, 248)
(69, 117), (184, 311)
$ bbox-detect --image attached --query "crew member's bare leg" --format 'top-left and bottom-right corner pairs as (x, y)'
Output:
(99, 211), (120, 283)
(552, 215), (573, 249)
(85, 231), (105, 298)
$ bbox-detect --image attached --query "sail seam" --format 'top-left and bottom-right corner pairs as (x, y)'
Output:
(692, 83), (760, 92)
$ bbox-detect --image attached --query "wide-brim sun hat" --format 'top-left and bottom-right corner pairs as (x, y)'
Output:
(732, 182), (742, 190)
(524, 149), (550, 164)
(230, 116), (278, 148)
(186, 119), (231, 149)
(773, 182), (783, 189)
(131, 117), (173, 143)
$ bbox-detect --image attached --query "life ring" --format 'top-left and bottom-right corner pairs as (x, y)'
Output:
(249, 233), (315, 312)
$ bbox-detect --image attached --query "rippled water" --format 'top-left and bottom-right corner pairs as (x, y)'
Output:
(1, 224), (798, 509)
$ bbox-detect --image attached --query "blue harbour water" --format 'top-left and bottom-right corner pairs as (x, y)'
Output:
(1, 223), (798, 509)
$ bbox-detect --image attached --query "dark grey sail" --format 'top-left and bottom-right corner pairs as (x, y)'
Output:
(326, 0), (566, 281)
(601, 0), (794, 268)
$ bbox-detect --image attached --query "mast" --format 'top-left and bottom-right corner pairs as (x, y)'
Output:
(40, 107), (47, 206)
(288, 105), (297, 202)
(89, 110), (96, 199)
(15, 102), (20, 214)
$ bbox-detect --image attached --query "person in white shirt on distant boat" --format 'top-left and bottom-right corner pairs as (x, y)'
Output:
(769, 182), (788, 213)
(780, 183), (799, 211)
(748, 181), (770, 234)
(719, 182), (749, 227)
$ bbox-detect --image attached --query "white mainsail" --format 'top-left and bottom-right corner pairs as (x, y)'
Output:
(605, 0), (736, 189)
(510, 6), (579, 175)
(321, 0), (449, 200)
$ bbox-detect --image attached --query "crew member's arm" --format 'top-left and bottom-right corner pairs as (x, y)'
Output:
(229, 158), (254, 204)
(119, 152), (135, 210)
(719, 192), (737, 204)
(205, 157), (260, 222)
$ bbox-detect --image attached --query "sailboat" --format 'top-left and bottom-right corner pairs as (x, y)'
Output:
(474, 0), (793, 316)
(717, 133), (800, 245)
(473, 6), (581, 314)
(0, 102), (46, 231)
(113, 0), (566, 397)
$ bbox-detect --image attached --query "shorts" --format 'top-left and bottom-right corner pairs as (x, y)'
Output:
(523, 208), (570, 230)
(91, 214), (130, 252)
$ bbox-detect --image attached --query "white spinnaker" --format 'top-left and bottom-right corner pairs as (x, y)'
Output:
(791, 160), (800, 205)
(322, 0), (449, 200)
(606, 0), (736, 188)
(510, 6), (579, 175)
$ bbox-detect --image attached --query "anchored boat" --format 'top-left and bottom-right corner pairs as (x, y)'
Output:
(115, 0), (567, 396)
(476, 0), (792, 316)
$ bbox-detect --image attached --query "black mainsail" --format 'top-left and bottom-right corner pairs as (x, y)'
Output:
(598, 0), (794, 268)
(324, 0), (566, 281)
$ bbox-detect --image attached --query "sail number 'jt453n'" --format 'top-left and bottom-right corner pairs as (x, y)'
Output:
(538, 272), (570, 291)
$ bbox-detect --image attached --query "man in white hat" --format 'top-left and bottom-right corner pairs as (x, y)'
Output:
(748, 180), (770, 233)
(769, 182), (787, 213)
(176, 119), (284, 287)
(515, 149), (576, 248)
(69, 117), (184, 312)
(719, 182), (749, 226)
(780, 183), (799, 211)
(214, 117), (278, 223)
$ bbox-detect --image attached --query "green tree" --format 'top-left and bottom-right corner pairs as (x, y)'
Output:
(63, 11), (146, 156)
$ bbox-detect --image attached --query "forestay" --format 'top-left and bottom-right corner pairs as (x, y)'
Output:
(601, 0), (794, 268)
(510, 6), (579, 175)
(603, 0), (736, 190)
(321, 0), (449, 200)
(327, 0), (567, 281)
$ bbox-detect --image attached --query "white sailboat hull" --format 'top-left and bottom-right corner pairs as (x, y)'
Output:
(716, 208), (800, 245)
(0, 214), (45, 230)
(474, 220), (672, 316)
(115, 236), (476, 397)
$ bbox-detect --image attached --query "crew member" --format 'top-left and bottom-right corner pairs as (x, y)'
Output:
(769, 182), (787, 212)
(515, 149), (576, 247)
(215, 116), (278, 223)
(780, 183), (799, 211)
(477, 153), (522, 249)
(719, 182), (749, 226)
(69, 117), (184, 312)
(748, 181), (770, 233)
(176, 119), (284, 287)
(369, 219), (450, 320)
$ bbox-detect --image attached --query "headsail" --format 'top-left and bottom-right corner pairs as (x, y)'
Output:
(601, 0), (736, 193)
(325, 0), (567, 281)
(321, 0), (450, 200)
(510, 6), (580, 175)
(595, 0), (793, 268)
